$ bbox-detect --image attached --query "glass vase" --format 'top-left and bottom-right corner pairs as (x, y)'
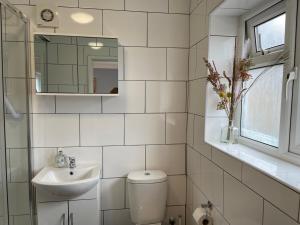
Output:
(220, 121), (239, 144)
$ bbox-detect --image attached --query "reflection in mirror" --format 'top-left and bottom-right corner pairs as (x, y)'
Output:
(34, 34), (119, 95)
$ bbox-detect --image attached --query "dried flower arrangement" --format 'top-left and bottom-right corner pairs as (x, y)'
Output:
(204, 40), (288, 143)
(203, 57), (252, 127)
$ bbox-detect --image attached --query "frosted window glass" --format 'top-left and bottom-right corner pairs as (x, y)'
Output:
(241, 65), (284, 147)
(255, 14), (286, 51)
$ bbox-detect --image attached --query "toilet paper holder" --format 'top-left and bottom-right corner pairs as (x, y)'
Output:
(201, 201), (213, 215)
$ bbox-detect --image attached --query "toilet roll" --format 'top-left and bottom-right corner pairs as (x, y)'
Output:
(192, 208), (213, 225)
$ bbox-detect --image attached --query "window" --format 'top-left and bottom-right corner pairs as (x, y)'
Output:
(255, 13), (286, 52)
(239, 0), (298, 161)
(241, 65), (284, 147)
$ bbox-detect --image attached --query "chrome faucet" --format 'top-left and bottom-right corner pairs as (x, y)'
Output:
(55, 148), (76, 169)
(68, 156), (76, 169)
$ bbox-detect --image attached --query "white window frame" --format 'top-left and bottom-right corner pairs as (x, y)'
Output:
(237, 0), (299, 164)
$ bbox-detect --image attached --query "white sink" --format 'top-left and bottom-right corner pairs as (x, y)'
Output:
(32, 165), (100, 197)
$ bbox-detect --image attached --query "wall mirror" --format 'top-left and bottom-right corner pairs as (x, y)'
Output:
(34, 34), (119, 95)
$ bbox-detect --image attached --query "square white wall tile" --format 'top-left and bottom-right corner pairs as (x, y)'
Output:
(101, 178), (125, 210)
(166, 113), (187, 144)
(8, 183), (30, 215)
(188, 78), (206, 115)
(31, 95), (55, 113)
(5, 116), (28, 148)
(224, 173), (263, 225)
(167, 48), (189, 81)
(30, 0), (78, 7)
(192, 185), (229, 225)
(189, 44), (197, 80)
(196, 38), (209, 78)
(168, 175), (186, 206)
(146, 82), (186, 113)
(169, 0), (190, 14)
(193, 115), (204, 150)
(148, 13), (189, 48)
(56, 8), (102, 36)
(9, 148), (28, 182)
(103, 11), (147, 47)
(193, 115), (212, 159)
(32, 114), (79, 147)
(125, 114), (165, 145)
(146, 144), (185, 175)
(208, 36), (236, 77)
(56, 96), (101, 113)
(207, 0), (224, 13)
(186, 177), (193, 211)
(212, 148), (242, 180)
(32, 148), (57, 174)
(187, 114), (194, 146)
(263, 201), (299, 225)
(125, 47), (166, 80)
(103, 209), (133, 225)
(190, 0), (201, 12)
(5, 78), (27, 114)
(210, 16), (239, 36)
(79, 0), (124, 10)
(80, 114), (124, 146)
(187, 147), (201, 189)
(9, 0), (29, 4)
(200, 156), (223, 212)
(190, 0), (208, 46)
(62, 146), (102, 165)
(125, 0), (168, 12)
(103, 146), (145, 178)
(242, 164), (299, 220)
(164, 206), (186, 225)
(102, 81), (145, 113)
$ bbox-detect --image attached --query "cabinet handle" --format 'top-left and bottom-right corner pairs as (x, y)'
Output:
(70, 213), (74, 225)
(62, 213), (65, 225)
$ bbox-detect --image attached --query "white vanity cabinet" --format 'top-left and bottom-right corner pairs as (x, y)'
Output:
(38, 201), (68, 225)
(38, 199), (99, 225)
(69, 199), (99, 225)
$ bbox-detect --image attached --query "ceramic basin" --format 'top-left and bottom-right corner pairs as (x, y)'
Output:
(32, 165), (100, 197)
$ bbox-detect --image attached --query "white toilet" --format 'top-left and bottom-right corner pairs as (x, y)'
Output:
(127, 170), (168, 225)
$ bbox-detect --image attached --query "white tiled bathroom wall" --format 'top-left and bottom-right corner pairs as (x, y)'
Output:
(11, 0), (190, 224)
(187, 1), (300, 225)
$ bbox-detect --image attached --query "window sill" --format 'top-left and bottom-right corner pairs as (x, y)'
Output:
(206, 139), (300, 193)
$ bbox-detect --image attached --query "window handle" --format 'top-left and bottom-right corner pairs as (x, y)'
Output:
(286, 67), (298, 100)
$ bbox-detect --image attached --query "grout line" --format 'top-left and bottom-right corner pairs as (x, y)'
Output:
(123, 114), (126, 145)
(102, 10), (104, 35)
(166, 48), (168, 80)
(144, 145), (146, 170)
(146, 12), (149, 48)
(78, 114), (81, 146)
(144, 81), (147, 113)
(165, 113), (167, 144)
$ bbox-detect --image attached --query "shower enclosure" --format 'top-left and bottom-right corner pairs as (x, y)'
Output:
(0, 0), (33, 225)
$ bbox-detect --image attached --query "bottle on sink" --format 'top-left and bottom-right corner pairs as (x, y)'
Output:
(55, 148), (67, 168)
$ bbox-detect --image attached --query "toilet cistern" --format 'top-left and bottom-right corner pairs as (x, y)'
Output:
(127, 170), (168, 225)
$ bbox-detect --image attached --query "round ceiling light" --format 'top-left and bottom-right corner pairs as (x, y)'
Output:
(70, 12), (94, 24)
(88, 42), (103, 50)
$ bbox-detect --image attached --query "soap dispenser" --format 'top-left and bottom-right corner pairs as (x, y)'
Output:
(55, 148), (66, 168)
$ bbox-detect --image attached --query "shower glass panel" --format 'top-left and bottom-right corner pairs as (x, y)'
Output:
(0, 1), (32, 225)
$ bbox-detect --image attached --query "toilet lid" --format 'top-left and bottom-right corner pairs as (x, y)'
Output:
(127, 170), (167, 184)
